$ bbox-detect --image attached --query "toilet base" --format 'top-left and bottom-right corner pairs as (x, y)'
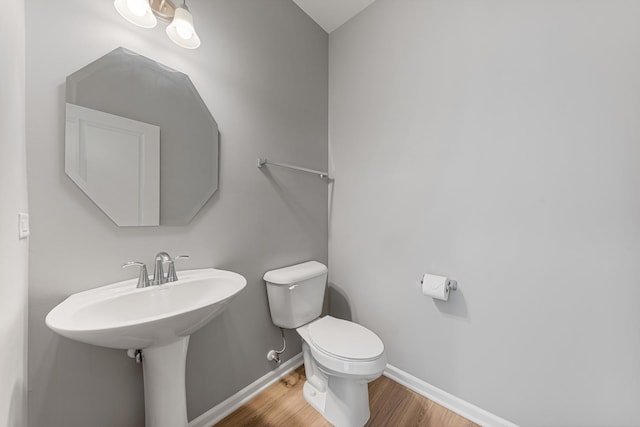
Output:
(302, 372), (371, 427)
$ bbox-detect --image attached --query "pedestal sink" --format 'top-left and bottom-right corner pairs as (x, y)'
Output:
(46, 268), (246, 427)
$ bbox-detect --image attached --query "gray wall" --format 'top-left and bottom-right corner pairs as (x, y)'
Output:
(328, 0), (640, 425)
(0, 0), (28, 426)
(26, 0), (327, 425)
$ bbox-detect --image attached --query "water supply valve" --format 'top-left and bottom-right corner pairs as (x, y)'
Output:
(267, 349), (281, 365)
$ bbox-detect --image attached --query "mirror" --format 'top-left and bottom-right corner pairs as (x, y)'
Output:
(65, 47), (219, 226)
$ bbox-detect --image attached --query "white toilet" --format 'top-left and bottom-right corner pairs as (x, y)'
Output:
(263, 261), (387, 427)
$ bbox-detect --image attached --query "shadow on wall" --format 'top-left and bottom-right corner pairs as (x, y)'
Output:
(258, 167), (326, 245)
(4, 381), (24, 427)
(328, 174), (335, 229)
(433, 287), (470, 321)
(326, 282), (353, 321)
(37, 331), (144, 427)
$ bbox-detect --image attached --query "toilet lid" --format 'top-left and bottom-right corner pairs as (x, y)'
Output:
(308, 316), (384, 361)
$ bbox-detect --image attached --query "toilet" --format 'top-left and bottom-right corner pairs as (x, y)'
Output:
(263, 261), (387, 427)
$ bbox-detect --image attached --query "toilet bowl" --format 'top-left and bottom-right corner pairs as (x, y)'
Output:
(263, 261), (387, 427)
(297, 316), (387, 427)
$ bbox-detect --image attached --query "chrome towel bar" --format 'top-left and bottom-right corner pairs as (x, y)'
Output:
(257, 158), (330, 180)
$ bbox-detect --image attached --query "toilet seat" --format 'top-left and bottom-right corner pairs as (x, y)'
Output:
(297, 316), (387, 378)
(307, 316), (384, 362)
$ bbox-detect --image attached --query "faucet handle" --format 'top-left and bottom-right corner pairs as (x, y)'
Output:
(122, 261), (150, 288)
(167, 255), (189, 282)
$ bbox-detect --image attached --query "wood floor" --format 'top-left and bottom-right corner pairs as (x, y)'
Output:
(215, 366), (479, 427)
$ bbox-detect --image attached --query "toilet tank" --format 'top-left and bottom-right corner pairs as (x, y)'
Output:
(263, 261), (328, 329)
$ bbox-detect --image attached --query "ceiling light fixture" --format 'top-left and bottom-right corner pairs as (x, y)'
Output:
(114, 0), (201, 49)
(166, 3), (201, 49)
(114, 0), (157, 28)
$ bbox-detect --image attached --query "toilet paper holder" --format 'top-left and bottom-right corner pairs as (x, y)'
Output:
(420, 276), (458, 291)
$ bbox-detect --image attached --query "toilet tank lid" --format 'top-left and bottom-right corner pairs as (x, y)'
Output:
(263, 261), (327, 285)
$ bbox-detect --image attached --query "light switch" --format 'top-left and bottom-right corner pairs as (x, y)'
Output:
(18, 213), (29, 239)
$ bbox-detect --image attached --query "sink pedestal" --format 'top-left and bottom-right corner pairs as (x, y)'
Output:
(142, 337), (190, 427)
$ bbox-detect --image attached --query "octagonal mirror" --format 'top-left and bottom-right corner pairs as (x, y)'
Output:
(65, 47), (219, 226)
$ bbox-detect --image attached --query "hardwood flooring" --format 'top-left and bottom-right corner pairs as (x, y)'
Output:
(215, 366), (479, 427)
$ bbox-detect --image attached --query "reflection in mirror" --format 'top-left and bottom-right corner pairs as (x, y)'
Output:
(65, 47), (219, 226)
(65, 103), (160, 226)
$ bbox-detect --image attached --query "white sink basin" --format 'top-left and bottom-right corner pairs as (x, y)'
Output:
(46, 268), (246, 349)
(45, 268), (246, 427)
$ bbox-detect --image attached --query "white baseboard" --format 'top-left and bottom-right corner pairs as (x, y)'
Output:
(189, 353), (304, 427)
(383, 365), (518, 427)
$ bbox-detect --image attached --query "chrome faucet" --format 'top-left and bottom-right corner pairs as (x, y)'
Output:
(152, 252), (189, 285)
(122, 261), (151, 288)
(152, 252), (172, 285)
(167, 255), (189, 282)
(123, 253), (189, 288)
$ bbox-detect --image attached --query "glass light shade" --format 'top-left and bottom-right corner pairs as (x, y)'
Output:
(166, 6), (201, 49)
(114, 0), (157, 29)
